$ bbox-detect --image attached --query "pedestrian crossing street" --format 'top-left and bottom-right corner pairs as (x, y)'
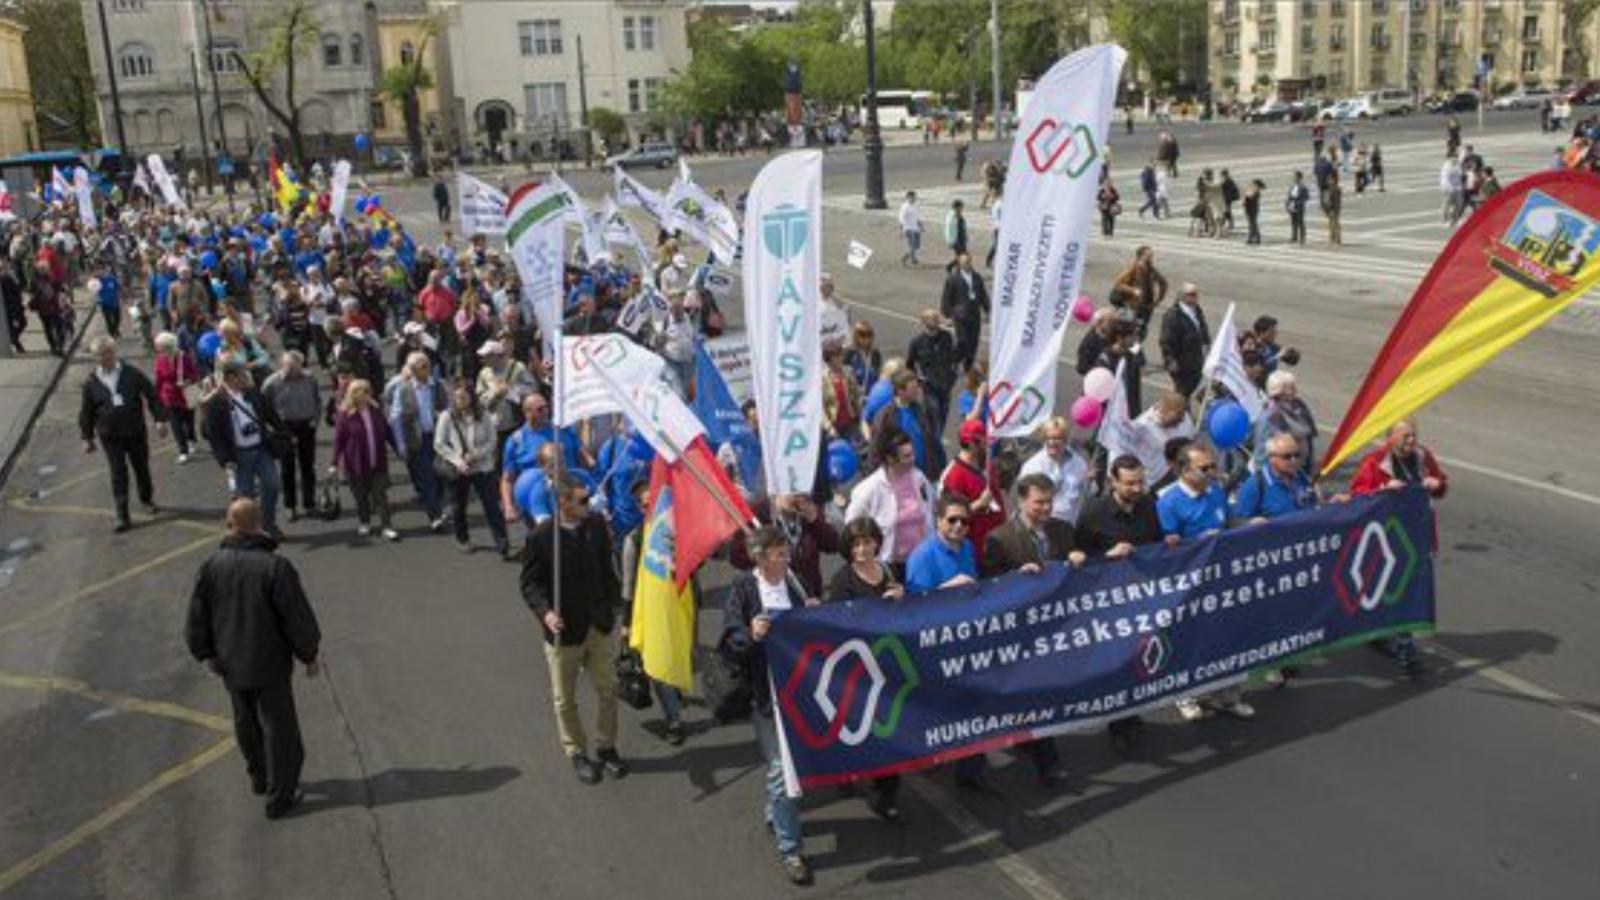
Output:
(826, 128), (1600, 337)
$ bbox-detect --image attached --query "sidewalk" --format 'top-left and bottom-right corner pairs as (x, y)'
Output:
(0, 295), (89, 494)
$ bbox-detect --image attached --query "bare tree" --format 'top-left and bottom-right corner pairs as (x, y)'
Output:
(229, 0), (320, 168)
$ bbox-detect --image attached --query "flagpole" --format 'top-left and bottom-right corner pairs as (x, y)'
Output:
(551, 321), (564, 626)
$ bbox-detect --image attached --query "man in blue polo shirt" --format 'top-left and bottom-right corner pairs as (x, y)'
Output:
(905, 493), (978, 595)
(1156, 442), (1228, 540)
(1157, 442), (1255, 722)
(500, 393), (585, 527)
(1231, 434), (1316, 522)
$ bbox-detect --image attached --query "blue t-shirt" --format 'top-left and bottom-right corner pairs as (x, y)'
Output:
(1157, 481), (1229, 541)
(501, 423), (584, 481)
(595, 434), (646, 537)
(1230, 468), (1316, 521)
(96, 274), (120, 310)
(905, 536), (977, 595)
(149, 272), (174, 311)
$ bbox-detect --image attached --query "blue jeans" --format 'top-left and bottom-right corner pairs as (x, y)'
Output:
(654, 681), (682, 725)
(233, 446), (281, 530)
(405, 439), (444, 520)
(903, 229), (921, 262)
(753, 708), (803, 856)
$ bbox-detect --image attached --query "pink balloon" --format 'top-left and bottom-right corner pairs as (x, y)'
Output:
(1083, 366), (1118, 403)
(1070, 395), (1104, 429)
(1071, 294), (1095, 323)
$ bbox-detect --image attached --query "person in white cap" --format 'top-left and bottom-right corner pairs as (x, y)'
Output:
(475, 337), (534, 460)
(659, 252), (691, 302)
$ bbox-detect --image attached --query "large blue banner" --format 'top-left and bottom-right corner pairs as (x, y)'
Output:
(767, 489), (1436, 792)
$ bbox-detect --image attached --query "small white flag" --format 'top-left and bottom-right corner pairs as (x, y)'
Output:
(1201, 302), (1267, 422)
(846, 239), (874, 270)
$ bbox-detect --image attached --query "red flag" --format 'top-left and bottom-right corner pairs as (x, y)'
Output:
(664, 436), (752, 590)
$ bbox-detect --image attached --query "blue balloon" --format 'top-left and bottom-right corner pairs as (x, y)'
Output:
(628, 432), (656, 463)
(862, 378), (893, 425)
(354, 197), (369, 215)
(367, 194), (382, 209)
(196, 331), (222, 360)
(1207, 400), (1251, 451)
(258, 213), (276, 228)
(354, 133), (371, 152)
(199, 250), (218, 269)
(826, 439), (858, 484)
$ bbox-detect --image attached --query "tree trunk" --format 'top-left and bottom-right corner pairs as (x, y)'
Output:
(404, 90), (426, 177)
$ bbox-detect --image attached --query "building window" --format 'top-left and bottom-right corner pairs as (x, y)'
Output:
(400, 41), (415, 67)
(350, 34), (364, 68)
(1411, 32), (1426, 51)
(1411, 0), (1427, 11)
(1371, 23), (1388, 50)
(208, 40), (241, 74)
(1330, 61), (1345, 87)
(322, 34), (342, 68)
(1330, 0), (1346, 16)
(1300, 0), (1316, 17)
(1257, 0), (1275, 22)
(518, 19), (563, 57)
(118, 43), (154, 79)
(1522, 16), (1540, 41)
(1300, 60), (1313, 78)
(1443, 0), (1461, 10)
(524, 81), (568, 127)
(370, 101), (386, 130)
(1330, 24), (1345, 51)
(1259, 25), (1277, 52)
(1300, 24), (1315, 51)
(1224, 31), (1240, 56)
(1373, 0), (1388, 14)
(1522, 48), (1539, 73)
(623, 15), (657, 52)
(628, 78), (642, 113)
(111, 0), (144, 11)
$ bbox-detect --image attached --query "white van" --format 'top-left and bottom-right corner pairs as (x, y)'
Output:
(1364, 89), (1415, 116)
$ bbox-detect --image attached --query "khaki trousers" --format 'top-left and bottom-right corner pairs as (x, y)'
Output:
(542, 628), (619, 758)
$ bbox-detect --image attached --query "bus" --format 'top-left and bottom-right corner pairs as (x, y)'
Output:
(868, 90), (936, 130)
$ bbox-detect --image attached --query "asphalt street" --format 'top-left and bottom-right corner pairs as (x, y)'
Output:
(0, 109), (1597, 900)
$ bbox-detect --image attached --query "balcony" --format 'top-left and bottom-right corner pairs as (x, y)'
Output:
(1330, 39), (1346, 51)
(1523, 29), (1543, 43)
(1371, 36), (1392, 51)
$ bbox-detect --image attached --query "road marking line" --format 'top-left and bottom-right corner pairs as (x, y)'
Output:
(0, 670), (230, 733)
(906, 779), (1072, 900)
(0, 532), (217, 639)
(1431, 642), (1600, 732)
(0, 737), (235, 895)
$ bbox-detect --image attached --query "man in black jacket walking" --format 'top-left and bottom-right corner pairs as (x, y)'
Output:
(521, 473), (628, 785)
(205, 357), (286, 538)
(185, 499), (321, 819)
(1159, 282), (1211, 400)
(940, 252), (989, 373)
(79, 337), (167, 531)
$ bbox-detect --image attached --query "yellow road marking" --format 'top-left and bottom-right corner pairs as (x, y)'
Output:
(0, 532), (217, 640)
(5, 498), (215, 533)
(0, 670), (230, 733)
(0, 737), (236, 895)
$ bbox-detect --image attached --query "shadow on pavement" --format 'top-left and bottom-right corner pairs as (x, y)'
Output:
(295, 764), (522, 815)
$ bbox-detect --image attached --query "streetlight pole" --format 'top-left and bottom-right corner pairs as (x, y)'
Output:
(577, 33), (593, 168)
(862, 0), (886, 210)
(94, 0), (129, 155)
(990, 0), (1004, 140)
(188, 46), (215, 196)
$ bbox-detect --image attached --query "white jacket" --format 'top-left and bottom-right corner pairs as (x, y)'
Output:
(433, 408), (500, 475)
(845, 466), (936, 562)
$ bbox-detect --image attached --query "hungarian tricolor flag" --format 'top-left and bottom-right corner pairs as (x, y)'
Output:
(1322, 170), (1600, 475)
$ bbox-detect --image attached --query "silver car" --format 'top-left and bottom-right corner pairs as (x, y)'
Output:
(605, 141), (678, 170)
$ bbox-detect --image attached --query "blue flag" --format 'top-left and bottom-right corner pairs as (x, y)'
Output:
(693, 341), (761, 492)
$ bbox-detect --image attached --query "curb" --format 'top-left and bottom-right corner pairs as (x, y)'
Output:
(0, 293), (94, 497)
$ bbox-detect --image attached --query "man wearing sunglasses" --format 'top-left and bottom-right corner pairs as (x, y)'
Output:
(1157, 443), (1255, 721)
(1231, 434), (1317, 524)
(904, 493), (979, 596)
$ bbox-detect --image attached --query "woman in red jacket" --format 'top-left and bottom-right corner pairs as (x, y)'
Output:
(1349, 418), (1447, 678)
(152, 331), (200, 463)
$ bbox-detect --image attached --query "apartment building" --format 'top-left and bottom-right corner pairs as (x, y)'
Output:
(1210, 0), (1600, 102)
(82, 0), (377, 160)
(0, 17), (38, 156)
(435, 0), (690, 159)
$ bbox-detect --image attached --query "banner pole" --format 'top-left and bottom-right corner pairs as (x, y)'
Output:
(552, 322), (564, 625)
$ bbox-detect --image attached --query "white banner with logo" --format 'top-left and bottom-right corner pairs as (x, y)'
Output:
(458, 172), (508, 236)
(986, 43), (1124, 438)
(72, 167), (97, 227)
(613, 168), (674, 232)
(1096, 359), (1164, 481)
(1202, 301), (1266, 422)
(506, 180), (577, 352)
(558, 333), (667, 425)
(601, 197), (656, 283)
(668, 161), (740, 263)
(616, 283), (670, 337)
(145, 154), (184, 208)
(742, 150), (823, 494)
(329, 159), (352, 225)
(705, 332), (752, 404)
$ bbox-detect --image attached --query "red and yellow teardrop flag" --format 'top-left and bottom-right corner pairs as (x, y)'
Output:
(1321, 170), (1600, 476)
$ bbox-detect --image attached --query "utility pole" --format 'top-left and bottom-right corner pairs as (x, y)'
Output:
(197, 0), (228, 155)
(94, 0), (129, 155)
(861, 0), (886, 210)
(577, 34), (592, 168)
(990, 0), (1004, 140)
(188, 46), (215, 195)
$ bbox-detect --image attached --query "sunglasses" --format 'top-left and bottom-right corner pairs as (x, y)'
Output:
(1194, 464), (1217, 474)
(944, 515), (970, 526)
(1269, 452), (1298, 460)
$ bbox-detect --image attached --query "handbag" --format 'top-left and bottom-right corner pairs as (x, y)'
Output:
(615, 648), (654, 711)
(433, 416), (472, 480)
(316, 479), (342, 521)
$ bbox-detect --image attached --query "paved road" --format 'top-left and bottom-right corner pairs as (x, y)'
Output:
(1, 113), (1596, 899)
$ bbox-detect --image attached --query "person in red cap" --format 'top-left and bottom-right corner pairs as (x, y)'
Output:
(939, 419), (1005, 556)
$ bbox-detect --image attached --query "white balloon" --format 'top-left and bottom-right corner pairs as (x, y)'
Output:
(1083, 367), (1118, 403)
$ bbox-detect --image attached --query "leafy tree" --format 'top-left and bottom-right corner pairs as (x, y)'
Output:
(1, 0), (98, 147)
(229, 0), (319, 168)
(587, 106), (628, 152)
(1567, 0), (1600, 79)
(1106, 0), (1207, 92)
(662, 19), (781, 120)
(376, 16), (438, 177)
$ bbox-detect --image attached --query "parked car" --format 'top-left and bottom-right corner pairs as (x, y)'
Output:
(1246, 100), (1291, 123)
(1426, 91), (1480, 113)
(1287, 99), (1324, 122)
(1493, 87), (1557, 110)
(1367, 88), (1416, 116)
(1561, 79), (1600, 105)
(604, 141), (678, 170)
(1318, 100), (1356, 121)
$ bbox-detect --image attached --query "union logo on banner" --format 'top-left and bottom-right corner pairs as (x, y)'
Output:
(1024, 118), (1097, 178)
(778, 636), (920, 750)
(1487, 190), (1600, 298)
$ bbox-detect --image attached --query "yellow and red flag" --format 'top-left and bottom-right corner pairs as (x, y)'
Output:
(1322, 170), (1600, 475)
(267, 152), (306, 212)
(629, 459), (698, 692)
